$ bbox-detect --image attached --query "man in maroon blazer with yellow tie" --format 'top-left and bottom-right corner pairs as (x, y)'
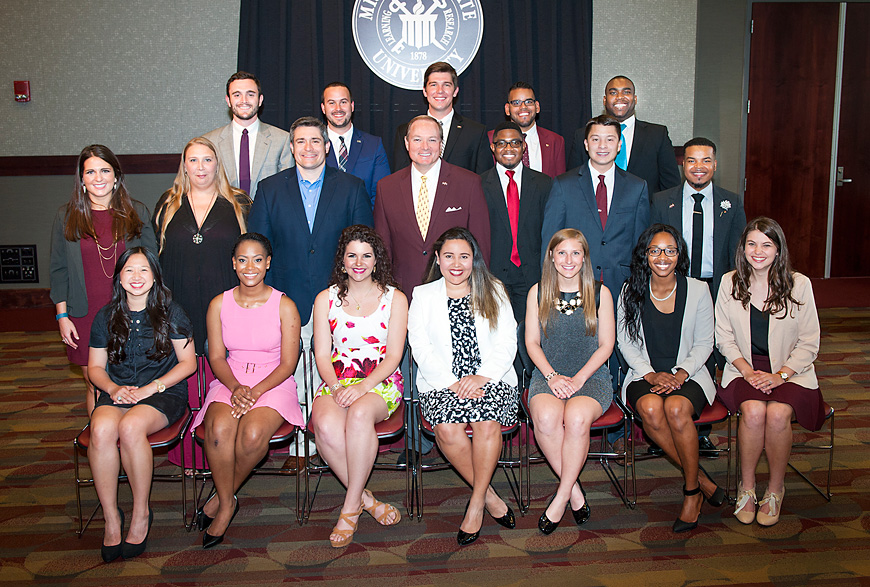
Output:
(374, 115), (491, 300)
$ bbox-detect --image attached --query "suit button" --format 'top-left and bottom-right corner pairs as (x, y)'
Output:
(596, 266), (601, 271)
(310, 249), (315, 254)
(601, 240), (606, 245)
(423, 251), (428, 255)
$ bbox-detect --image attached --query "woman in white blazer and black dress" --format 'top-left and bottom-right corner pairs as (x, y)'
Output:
(408, 227), (518, 546)
(617, 224), (726, 533)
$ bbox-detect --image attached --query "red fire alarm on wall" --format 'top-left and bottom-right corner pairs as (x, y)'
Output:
(14, 81), (31, 102)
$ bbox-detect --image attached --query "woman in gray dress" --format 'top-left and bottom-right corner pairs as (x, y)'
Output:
(524, 228), (614, 534)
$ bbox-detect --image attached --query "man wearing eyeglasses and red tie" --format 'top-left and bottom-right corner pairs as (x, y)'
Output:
(488, 82), (566, 179)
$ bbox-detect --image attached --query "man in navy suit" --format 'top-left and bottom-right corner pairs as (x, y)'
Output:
(542, 115), (649, 305)
(488, 82), (567, 179)
(392, 62), (493, 174)
(481, 121), (552, 322)
(568, 76), (680, 196)
(321, 82), (391, 207)
(248, 116), (372, 463)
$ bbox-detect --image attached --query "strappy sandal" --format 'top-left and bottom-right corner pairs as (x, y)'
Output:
(330, 503), (363, 548)
(756, 486), (785, 527)
(362, 488), (401, 526)
(734, 482), (757, 525)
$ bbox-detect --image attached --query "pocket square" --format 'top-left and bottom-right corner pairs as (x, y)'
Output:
(445, 206), (462, 212)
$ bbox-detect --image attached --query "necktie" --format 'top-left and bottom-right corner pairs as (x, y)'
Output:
(506, 170), (521, 266)
(416, 175), (430, 240)
(338, 136), (348, 172)
(522, 133), (530, 168)
(691, 193), (704, 278)
(239, 129), (251, 194)
(439, 121), (445, 156)
(614, 123), (627, 170)
(595, 174), (608, 229)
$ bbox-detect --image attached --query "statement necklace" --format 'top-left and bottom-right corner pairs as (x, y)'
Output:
(94, 237), (118, 279)
(649, 282), (677, 302)
(190, 192), (217, 245)
(554, 293), (582, 315)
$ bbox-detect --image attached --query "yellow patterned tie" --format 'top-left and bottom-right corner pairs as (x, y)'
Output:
(416, 175), (430, 240)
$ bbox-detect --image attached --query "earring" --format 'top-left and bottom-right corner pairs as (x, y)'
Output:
(341, 266), (347, 274)
(372, 264), (377, 274)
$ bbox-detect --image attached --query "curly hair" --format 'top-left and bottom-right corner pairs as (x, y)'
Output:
(64, 144), (144, 242)
(105, 247), (190, 364)
(328, 225), (399, 304)
(620, 224), (690, 344)
(731, 216), (802, 318)
(538, 229), (597, 337)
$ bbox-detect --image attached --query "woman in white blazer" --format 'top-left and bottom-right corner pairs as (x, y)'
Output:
(408, 227), (518, 547)
(716, 217), (823, 527)
(617, 224), (726, 533)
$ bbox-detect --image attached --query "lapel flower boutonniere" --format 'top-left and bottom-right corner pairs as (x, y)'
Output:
(720, 200), (731, 217)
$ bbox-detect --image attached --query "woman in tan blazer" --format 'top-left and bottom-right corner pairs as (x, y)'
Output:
(715, 217), (824, 527)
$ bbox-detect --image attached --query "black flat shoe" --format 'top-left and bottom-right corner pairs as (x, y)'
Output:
(673, 485), (701, 533)
(203, 496), (239, 549)
(196, 487), (218, 532)
(487, 504), (516, 529)
(100, 507), (125, 563)
(698, 464), (726, 508)
(572, 484), (591, 526)
(538, 495), (564, 535)
(121, 507), (153, 560)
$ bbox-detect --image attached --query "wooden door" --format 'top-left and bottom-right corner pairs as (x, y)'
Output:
(745, 3), (839, 277)
(830, 3), (870, 277)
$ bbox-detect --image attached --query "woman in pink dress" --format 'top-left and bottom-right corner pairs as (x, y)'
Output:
(310, 225), (408, 548)
(190, 232), (303, 548)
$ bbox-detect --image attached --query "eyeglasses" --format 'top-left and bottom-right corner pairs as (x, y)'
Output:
(508, 98), (536, 106)
(493, 139), (524, 148)
(647, 247), (678, 257)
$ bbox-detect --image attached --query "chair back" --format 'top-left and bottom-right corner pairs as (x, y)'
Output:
(515, 321), (534, 389)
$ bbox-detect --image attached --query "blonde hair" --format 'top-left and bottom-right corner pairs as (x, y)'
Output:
(539, 229), (597, 337)
(155, 137), (249, 252)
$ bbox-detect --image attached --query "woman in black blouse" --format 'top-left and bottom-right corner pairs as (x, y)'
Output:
(87, 247), (195, 562)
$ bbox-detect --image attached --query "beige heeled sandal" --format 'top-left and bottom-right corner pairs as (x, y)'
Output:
(756, 487), (785, 527)
(329, 503), (363, 548)
(734, 483), (757, 525)
(362, 488), (401, 526)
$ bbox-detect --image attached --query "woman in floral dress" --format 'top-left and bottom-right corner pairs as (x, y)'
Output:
(310, 225), (408, 547)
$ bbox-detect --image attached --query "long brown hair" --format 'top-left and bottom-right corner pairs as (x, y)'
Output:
(63, 145), (143, 242)
(328, 225), (399, 305)
(422, 227), (506, 327)
(155, 137), (249, 253)
(539, 229), (597, 337)
(731, 216), (802, 318)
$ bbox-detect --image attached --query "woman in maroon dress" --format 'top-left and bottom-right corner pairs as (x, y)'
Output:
(50, 145), (157, 414)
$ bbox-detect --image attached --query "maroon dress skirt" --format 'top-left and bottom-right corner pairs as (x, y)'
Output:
(67, 210), (125, 366)
(718, 355), (825, 431)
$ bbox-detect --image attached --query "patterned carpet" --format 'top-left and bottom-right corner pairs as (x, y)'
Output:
(1, 308), (868, 586)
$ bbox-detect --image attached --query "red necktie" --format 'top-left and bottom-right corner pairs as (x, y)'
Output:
(506, 170), (521, 266)
(595, 174), (608, 229)
(239, 129), (251, 194)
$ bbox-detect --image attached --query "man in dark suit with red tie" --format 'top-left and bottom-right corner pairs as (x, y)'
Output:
(481, 121), (552, 322)
(488, 82), (566, 179)
(392, 62), (493, 175)
(376, 115), (491, 298)
(568, 76), (680, 196)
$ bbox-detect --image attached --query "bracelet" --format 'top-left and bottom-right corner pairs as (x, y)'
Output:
(330, 382), (342, 392)
(56, 312), (69, 320)
(545, 371), (557, 381)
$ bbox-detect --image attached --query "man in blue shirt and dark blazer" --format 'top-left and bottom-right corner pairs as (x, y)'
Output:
(321, 82), (391, 207)
(248, 116), (372, 464)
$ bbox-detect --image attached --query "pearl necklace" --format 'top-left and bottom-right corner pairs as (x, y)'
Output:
(649, 281), (677, 302)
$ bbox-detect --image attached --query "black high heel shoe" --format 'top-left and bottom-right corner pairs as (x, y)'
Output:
(485, 490), (516, 530)
(457, 501), (483, 546)
(100, 507), (125, 563)
(121, 507), (153, 559)
(673, 485), (701, 533)
(538, 494), (565, 535)
(572, 484), (591, 526)
(698, 465), (726, 507)
(195, 487), (218, 532)
(203, 496), (239, 549)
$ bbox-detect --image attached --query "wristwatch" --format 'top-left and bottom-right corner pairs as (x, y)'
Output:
(154, 379), (166, 393)
(776, 371), (790, 382)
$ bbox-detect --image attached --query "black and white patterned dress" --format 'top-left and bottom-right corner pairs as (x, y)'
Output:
(419, 295), (518, 426)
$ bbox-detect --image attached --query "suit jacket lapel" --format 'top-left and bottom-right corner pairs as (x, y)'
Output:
(345, 129), (363, 172)
(310, 168), (335, 240)
(251, 125), (271, 188)
(427, 163), (451, 241)
(442, 114), (461, 161)
(668, 186), (683, 232)
(578, 166), (602, 229)
(217, 125), (237, 182)
(627, 122), (647, 172)
(398, 167), (423, 242)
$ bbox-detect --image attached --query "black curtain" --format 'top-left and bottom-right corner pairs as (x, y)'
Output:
(238, 0), (592, 161)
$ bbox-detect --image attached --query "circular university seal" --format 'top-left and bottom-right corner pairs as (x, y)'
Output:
(352, 0), (484, 91)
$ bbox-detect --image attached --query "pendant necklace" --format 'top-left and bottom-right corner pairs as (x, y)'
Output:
(348, 283), (376, 311)
(190, 192), (217, 245)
